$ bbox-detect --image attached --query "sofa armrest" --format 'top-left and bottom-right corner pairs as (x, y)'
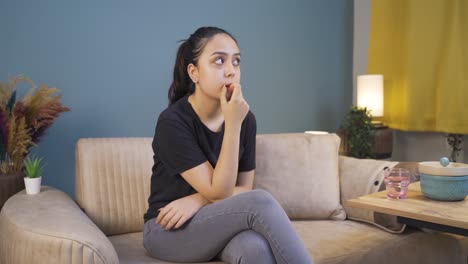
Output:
(0, 186), (119, 264)
(338, 156), (409, 233)
(339, 156), (398, 204)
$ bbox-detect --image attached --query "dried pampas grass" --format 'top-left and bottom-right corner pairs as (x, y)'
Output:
(0, 75), (69, 174)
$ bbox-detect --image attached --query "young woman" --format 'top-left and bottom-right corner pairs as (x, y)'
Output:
(143, 26), (313, 264)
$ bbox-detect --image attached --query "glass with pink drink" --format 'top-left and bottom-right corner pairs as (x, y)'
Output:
(384, 168), (411, 199)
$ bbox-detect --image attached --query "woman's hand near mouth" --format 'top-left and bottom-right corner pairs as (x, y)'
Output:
(220, 82), (249, 129)
(224, 82), (235, 101)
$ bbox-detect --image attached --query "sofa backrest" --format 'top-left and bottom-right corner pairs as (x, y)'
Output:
(254, 133), (346, 220)
(75, 138), (153, 236)
(75, 133), (345, 236)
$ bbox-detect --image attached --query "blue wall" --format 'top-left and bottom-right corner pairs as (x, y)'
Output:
(0, 0), (353, 198)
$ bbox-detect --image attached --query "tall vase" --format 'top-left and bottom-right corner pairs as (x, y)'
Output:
(0, 172), (26, 211)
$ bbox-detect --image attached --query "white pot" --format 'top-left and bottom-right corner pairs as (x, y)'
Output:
(24, 176), (42, 195)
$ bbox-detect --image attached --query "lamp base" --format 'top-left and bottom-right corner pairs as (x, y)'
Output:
(371, 120), (387, 129)
(372, 124), (393, 159)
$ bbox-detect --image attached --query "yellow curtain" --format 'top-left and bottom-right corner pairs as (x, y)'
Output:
(368, 0), (468, 134)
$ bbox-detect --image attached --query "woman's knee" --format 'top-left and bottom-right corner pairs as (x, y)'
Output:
(242, 189), (277, 206)
(143, 221), (160, 258)
(221, 230), (276, 264)
(241, 231), (275, 263)
(226, 189), (285, 222)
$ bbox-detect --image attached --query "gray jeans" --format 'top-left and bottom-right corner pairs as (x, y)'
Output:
(143, 189), (313, 264)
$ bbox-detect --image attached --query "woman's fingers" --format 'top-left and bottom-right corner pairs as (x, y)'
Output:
(155, 207), (171, 224)
(229, 83), (243, 100)
(165, 213), (184, 230)
(220, 85), (228, 104)
(160, 209), (177, 228)
(226, 85), (233, 101)
(174, 215), (190, 229)
(156, 208), (188, 230)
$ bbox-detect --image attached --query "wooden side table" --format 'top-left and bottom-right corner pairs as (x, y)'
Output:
(347, 181), (468, 236)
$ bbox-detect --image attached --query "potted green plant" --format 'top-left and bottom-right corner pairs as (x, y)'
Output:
(23, 155), (45, 194)
(446, 133), (464, 162)
(339, 106), (375, 159)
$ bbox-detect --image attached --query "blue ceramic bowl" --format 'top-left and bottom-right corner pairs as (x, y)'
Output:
(420, 173), (468, 201)
(419, 161), (468, 201)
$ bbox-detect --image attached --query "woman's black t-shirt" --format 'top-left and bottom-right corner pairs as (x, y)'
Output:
(144, 94), (257, 223)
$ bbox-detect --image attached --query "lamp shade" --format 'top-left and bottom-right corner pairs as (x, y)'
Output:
(357, 74), (384, 117)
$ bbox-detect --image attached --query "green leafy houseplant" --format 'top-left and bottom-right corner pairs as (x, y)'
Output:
(24, 155), (45, 178)
(0, 75), (70, 174)
(446, 133), (464, 162)
(340, 106), (375, 159)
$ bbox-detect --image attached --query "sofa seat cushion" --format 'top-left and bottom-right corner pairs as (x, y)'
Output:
(293, 220), (468, 264)
(108, 232), (224, 264)
(109, 221), (468, 264)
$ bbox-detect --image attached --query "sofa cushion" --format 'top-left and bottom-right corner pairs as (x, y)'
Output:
(109, 221), (468, 264)
(109, 232), (224, 264)
(293, 220), (468, 264)
(75, 138), (153, 236)
(254, 133), (346, 220)
(74, 134), (345, 235)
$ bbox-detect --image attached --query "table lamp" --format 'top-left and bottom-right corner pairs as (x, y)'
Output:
(357, 74), (392, 159)
(357, 74), (383, 126)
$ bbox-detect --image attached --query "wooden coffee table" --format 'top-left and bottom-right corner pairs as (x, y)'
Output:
(347, 181), (468, 236)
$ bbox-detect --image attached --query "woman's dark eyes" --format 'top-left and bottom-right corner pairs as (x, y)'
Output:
(214, 57), (241, 66)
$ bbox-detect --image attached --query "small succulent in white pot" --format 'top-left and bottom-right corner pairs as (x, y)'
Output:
(23, 155), (45, 194)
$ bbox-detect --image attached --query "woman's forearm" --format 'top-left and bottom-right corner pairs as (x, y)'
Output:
(177, 187), (251, 215)
(189, 192), (212, 207)
(210, 125), (242, 199)
(202, 186), (252, 204)
(232, 186), (251, 196)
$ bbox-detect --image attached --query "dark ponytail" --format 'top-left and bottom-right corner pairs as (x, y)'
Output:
(168, 41), (194, 105)
(167, 26), (238, 105)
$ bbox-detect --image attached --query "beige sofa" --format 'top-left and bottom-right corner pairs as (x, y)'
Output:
(1, 133), (467, 264)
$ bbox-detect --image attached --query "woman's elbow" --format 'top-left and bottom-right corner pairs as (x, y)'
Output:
(206, 188), (233, 202)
